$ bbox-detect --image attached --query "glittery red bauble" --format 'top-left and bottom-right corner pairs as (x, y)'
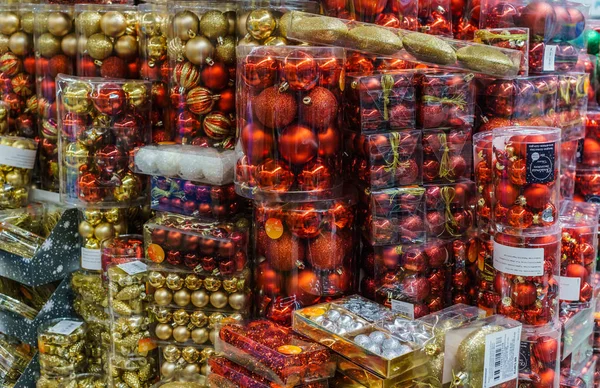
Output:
(321, 0), (346, 13)
(92, 83), (125, 116)
(413, 304), (430, 318)
(301, 86), (339, 130)
(426, 211), (445, 236)
(297, 158), (333, 191)
(256, 261), (282, 295)
(77, 172), (104, 203)
(361, 276), (377, 300)
(307, 230), (351, 271)
(519, 1), (557, 40)
(419, 104), (446, 128)
(240, 123), (273, 165)
(523, 183), (552, 209)
(532, 336), (558, 364)
(447, 155), (467, 180)
(531, 368), (555, 388)
(317, 126), (340, 158)
(398, 213), (425, 241)
(396, 159), (419, 185)
(242, 50), (279, 89)
(283, 50), (318, 92)
(201, 62), (229, 91)
(47, 55), (71, 78)
(402, 276), (430, 301)
(495, 181), (519, 207)
(140, 61), (160, 80)
(256, 159), (294, 192)
(23, 56), (35, 75)
(254, 87), (297, 128)
(277, 124), (318, 165)
(216, 88), (235, 113)
(101, 56), (127, 78)
(511, 281), (537, 307)
(262, 231), (305, 272)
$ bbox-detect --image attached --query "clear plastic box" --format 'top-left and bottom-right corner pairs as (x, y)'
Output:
(0, 136), (37, 210)
(424, 180), (476, 239)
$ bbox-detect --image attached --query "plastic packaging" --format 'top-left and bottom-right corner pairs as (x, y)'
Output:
(424, 181), (476, 239)
(0, 136), (37, 210)
(78, 208), (128, 272)
(57, 75), (152, 207)
(37, 318), (87, 378)
(235, 45), (345, 201)
(0, 102), (9, 136)
(556, 73), (589, 141)
(254, 197), (357, 325)
(518, 325), (561, 387)
(474, 28), (530, 76)
(74, 4), (139, 79)
(561, 137), (580, 199)
(159, 344), (215, 382)
(285, 11), (523, 77)
(100, 234), (143, 280)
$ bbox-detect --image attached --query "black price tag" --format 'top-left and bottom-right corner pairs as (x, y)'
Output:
(526, 143), (555, 184)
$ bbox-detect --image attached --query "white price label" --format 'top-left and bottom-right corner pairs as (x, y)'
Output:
(391, 300), (415, 320)
(559, 276), (581, 301)
(493, 242), (544, 277)
(117, 260), (147, 275)
(48, 320), (83, 336)
(543, 45), (557, 71)
(81, 248), (101, 271)
(483, 326), (521, 388)
(0, 144), (36, 170)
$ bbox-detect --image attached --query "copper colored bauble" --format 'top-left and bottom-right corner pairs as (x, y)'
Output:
(532, 336), (558, 364)
(286, 204), (322, 239)
(565, 263), (587, 282)
(91, 83), (125, 116)
(262, 230), (305, 271)
(256, 261), (282, 295)
(277, 124), (318, 165)
(523, 184), (551, 209)
(307, 230), (350, 271)
(511, 281), (537, 307)
(301, 87), (338, 130)
(495, 181), (519, 207)
(283, 50), (318, 91)
(532, 368), (556, 388)
(240, 123), (273, 164)
(582, 138), (600, 166)
(296, 158), (333, 191)
(216, 87), (235, 113)
(254, 87), (297, 129)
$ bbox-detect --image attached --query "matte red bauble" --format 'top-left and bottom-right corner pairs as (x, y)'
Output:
(523, 183), (551, 209)
(201, 62), (229, 90)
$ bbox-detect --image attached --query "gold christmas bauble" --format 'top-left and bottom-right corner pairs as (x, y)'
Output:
(61, 33), (77, 57)
(199, 11), (229, 40)
(8, 31), (32, 57)
(84, 237), (100, 250)
(278, 12), (292, 38)
(190, 311), (207, 327)
(86, 33), (113, 60)
(153, 287), (173, 306)
(100, 11), (127, 38)
(114, 35), (137, 60)
(47, 12), (72, 38)
(238, 35), (259, 47)
(166, 273), (184, 291)
(146, 35), (166, 62)
(172, 309), (190, 325)
(21, 13), (34, 35)
(182, 346), (200, 364)
(103, 208), (121, 223)
(77, 35), (88, 56)
(64, 141), (88, 168)
(209, 328), (218, 344)
(264, 36), (287, 46)
(78, 220), (94, 238)
(172, 326), (190, 343)
(162, 345), (181, 363)
(148, 271), (165, 289)
(83, 209), (102, 225)
(201, 363), (209, 376)
(173, 10), (199, 41)
(155, 323), (173, 341)
(214, 35), (235, 65)
(77, 11), (101, 37)
(191, 328), (208, 345)
(224, 11), (236, 36)
(122, 82), (148, 109)
(38, 32), (61, 58)
(0, 12), (20, 36)
(228, 292), (248, 311)
(139, 11), (163, 37)
(236, 11), (249, 37)
(0, 34), (9, 55)
(62, 81), (92, 114)
(184, 36), (214, 66)
(160, 361), (177, 378)
(191, 290), (209, 308)
(113, 220), (127, 235)
(246, 9), (276, 41)
(113, 172), (141, 202)
(34, 13), (49, 35)
(182, 363), (200, 377)
(93, 222), (115, 241)
(5, 170), (25, 188)
(209, 291), (228, 309)
(173, 289), (191, 307)
(184, 274), (202, 291)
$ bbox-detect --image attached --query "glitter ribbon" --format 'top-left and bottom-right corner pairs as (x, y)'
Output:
(437, 133), (453, 181)
(558, 78), (571, 106)
(381, 74), (394, 121)
(423, 93), (467, 109)
(383, 132), (407, 174)
(441, 186), (460, 236)
(474, 30), (527, 43)
(150, 180), (186, 201)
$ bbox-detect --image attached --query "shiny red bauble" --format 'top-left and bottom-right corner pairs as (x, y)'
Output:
(519, 1), (557, 40)
(283, 50), (319, 91)
(511, 281), (537, 307)
(201, 62), (229, 91)
(277, 124), (318, 165)
(532, 336), (558, 364)
(91, 83), (125, 116)
(240, 123), (273, 165)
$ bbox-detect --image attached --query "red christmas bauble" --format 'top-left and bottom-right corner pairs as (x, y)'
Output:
(523, 183), (552, 209)
(565, 263), (588, 282)
(582, 138), (600, 166)
(186, 86), (215, 115)
(402, 249), (427, 273)
(241, 50), (279, 89)
(401, 276), (430, 301)
(286, 204), (322, 239)
(92, 83), (125, 116)
(424, 241), (449, 268)
(531, 368), (556, 388)
(241, 123), (273, 164)
(423, 159), (441, 181)
(283, 50), (318, 91)
(426, 211), (445, 236)
(256, 159), (294, 192)
(419, 104), (446, 128)
(306, 230), (351, 271)
(532, 336), (558, 364)
(495, 181), (519, 207)
(254, 87), (297, 129)
(203, 112), (232, 140)
(395, 159), (419, 185)
(256, 261), (282, 295)
(201, 62), (229, 91)
(354, 0), (387, 17)
(47, 55), (71, 78)
(511, 281), (537, 307)
(216, 87), (235, 113)
(296, 158), (333, 191)
(398, 213), (425, 241)
(345, 52), (374, 75)
(100, 56), (127, 78)
(301, 86), (339, 130)
(519, 1), (557, 40)
(317, 126), (340, 158)
(507, 205), (533, 228)
(277, 124), (318, 165)
(77, 172), (104, 203)
(262, 230), (305, 272)
(172, 61), (201, 90)
(493, 273), (511, 295)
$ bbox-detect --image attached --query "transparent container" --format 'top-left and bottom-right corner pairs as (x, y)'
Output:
(424, 180), (476, 239)
(159, 344), (214, 381)
(574, 165), (600, 201)
(254, 197), (357, 326)
(422, 129), (472, 184)
(100, 233), (143, 280)
(57, 75), (152, 207)
(235, 45), (346, 201)
(556, 73), (588, 141)
(0, 101), (9, 136)
(518, 325), (561, 388)
(0, 136), (37, 210)
(34, 5), (76, 192)
(37, 318), (87, 378)
(74, 4), (140, 79)
(473, 28), (530, 76)
(78, 208), (128, 272)
(561, 137), (580, 199)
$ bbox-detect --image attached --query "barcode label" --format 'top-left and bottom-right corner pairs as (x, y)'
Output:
(48, 320), (83, 336)
(391, 300), (415, 320)
(483, 326), (521, 388)
(543, 45), (557, 71)
(118, 260), (147, 275)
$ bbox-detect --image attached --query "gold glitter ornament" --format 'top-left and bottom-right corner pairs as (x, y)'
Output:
(111, 300), (132, 316)
(100, 11), (128, 38)
(47, 12), (72, 38)
(214, 35), (235, 65)
(21, 13), (34, 35)
(165, 273), (184, 290)
(199, 11), (229, 40)
(38, 32), (61, 58)
(63, 81), (92, 113)
(191, 289), (209, 308)
(402, 32), (457, 65)
(153, 287), (172, 306)
(122, 371), (141, 388)
(191, 327), (208, 344)
(148, 272), (165, 288)
(190, 311), (207, 327)
(184, 36), (214, 66)
(454, 325), (504, 388)
(346, 26), (403, 55)
(9, 31), (32, 56)
(293, 15), (347, 45)
(173, 288), (191, 307)
(114, 35), (138, 60)
(116, 284), (144, 301)
(246, 9), (276, 41)
(163, 345), (181, 362)
(456, 45), (518, 76)
(0, 34), (9, 55)
(182, 346), (200, 363)
(77, 11), (102, 37)
(209, 290), (228, 309)
(184, 274), (202, 290)
(0, 12), (20, 36)
(173, 11), (199, 41)
(86, 33), (113, 61)
(155, 323), (173, 340)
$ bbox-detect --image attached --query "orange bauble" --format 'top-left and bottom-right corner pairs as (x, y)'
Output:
(262, 231), (305, 272)
(565, 263), (588, 282)
(240, 123), (273, 164)
(306, 230), (351, 271)
(495, 181), (519, 207)
(277, 124), (318, 165)
(317, 126), (340, 157)
(255, 261), (282, 295)
(582, 138), (600, 166)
